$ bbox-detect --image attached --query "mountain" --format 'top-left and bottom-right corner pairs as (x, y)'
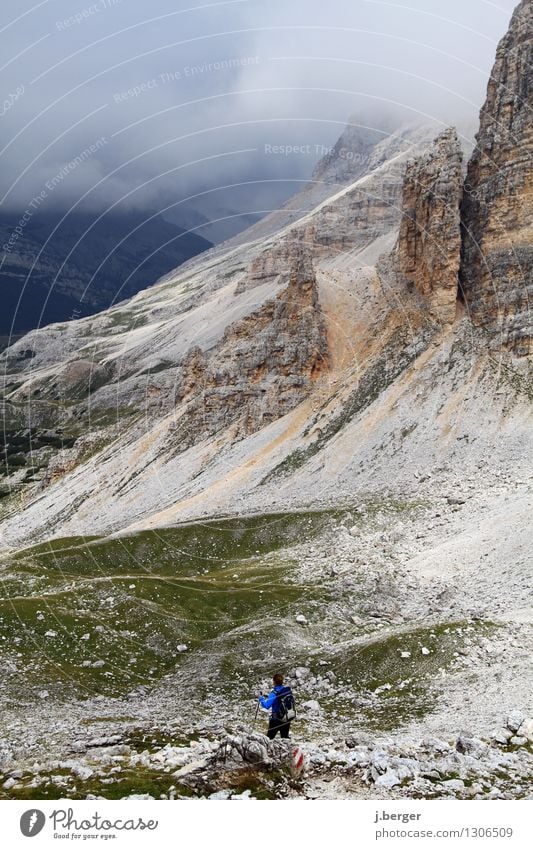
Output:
(0, 2), (531, 802)
(0, 209), (212, 341)
(0, 120), (441, 525)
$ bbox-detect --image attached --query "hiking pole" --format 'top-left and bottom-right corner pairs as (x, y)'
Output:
(252, 692), (261, 730)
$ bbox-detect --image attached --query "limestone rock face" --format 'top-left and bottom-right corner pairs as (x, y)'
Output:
(460, 0), (533, 356)
(238, 236), (315, 294)
(397, 128), (463, 325)
(178, 243), (328, 443)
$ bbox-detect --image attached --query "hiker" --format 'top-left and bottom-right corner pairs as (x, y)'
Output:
(258, 673), (295, 739)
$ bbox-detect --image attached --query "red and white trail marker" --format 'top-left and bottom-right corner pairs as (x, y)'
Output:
(291, 745), (305, 776)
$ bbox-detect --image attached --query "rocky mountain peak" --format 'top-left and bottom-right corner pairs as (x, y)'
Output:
(460, 0), (533, 356)
(311, 116), (393, 186)
(396, 128), (463, 326)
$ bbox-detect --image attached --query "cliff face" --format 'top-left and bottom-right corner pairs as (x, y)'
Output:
(396, 129), (463, 326)
(237, 236), (315, 294)
(177, 243), (328, 443)
(460, 0), (533, 356)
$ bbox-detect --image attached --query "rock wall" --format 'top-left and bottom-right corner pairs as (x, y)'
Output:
(397, 128), (463, 326)
(460, 0), (533, 356)
(237, 236), (315, 294)
(177, 244), (329, 444)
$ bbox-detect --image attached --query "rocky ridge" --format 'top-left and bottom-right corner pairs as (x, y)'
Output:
(397, 129), (463, 325)
(461, 0), (533, 355)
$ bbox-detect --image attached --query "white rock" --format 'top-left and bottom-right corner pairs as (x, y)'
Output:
(245, 741), (267, 764)
(490, 728), (512, 745)
(38, 690), (49, 699)
(370, 751), (390, 775)
(302, 699), (321, 713)
(294, 666), (311, 680)
(375, 768), (401, 789)
(45, 630), (57, 638)
(71, 765), (94, 781)
(177, 644), (188, 653)
(443, 779), (465, 792)
(421, 647), (431, 656)
(232, 789), (252, 800)
(173, 758), (209, 777)
(209, 790), (231, 800)
(506, 710), (525, 733)
(400, 651), (411, 659)
(518, 718), (533, 743)
(295, 614), (308, 625)
(125, 794), (155, 800)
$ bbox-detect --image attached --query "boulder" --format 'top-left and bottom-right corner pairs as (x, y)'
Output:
(517, 719), (533, 743)
(506, 710), (525, 733)
(442, 779), (465, 792)
(490, 728), (513, 746)
(375, 767), (401, 789)
(456, 736), (487, 757)
(301, 699), (322, 714)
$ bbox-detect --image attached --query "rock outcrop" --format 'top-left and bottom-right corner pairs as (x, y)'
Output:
(238, 235), (315, 294)
(397, 128), (463, 325)
(460, 0), (533, 356)
(177, 244), (328, 443)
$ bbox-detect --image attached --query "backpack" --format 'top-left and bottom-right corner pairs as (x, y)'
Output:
(275, 686), (296, 722)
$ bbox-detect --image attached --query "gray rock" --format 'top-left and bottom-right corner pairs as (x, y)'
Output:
(442, 779), (465, 792)
(244, 741), (267, 764)
(232, 789), (253, 800)
(490, 728), (513, 746)
(506, 710), (525, 733)
(301, 699), (322, 713)
(518, 719), (533, 743)
(375, 768), (401, 789)
(456, 736), (486, 757)
(293, 666), (311, 680)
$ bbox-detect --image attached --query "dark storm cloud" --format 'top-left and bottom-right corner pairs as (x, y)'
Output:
(0, 0), (518, 216)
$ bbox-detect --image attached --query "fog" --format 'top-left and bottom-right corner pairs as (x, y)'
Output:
(0, 0), (518, 221)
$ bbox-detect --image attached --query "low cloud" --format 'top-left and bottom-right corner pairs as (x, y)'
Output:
(0, 0), (518, 218)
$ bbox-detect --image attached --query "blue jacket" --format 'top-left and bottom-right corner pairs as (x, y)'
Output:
(259, 685), (292, 718)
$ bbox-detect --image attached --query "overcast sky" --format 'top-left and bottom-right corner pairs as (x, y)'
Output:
(0, 0), (518, 219)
